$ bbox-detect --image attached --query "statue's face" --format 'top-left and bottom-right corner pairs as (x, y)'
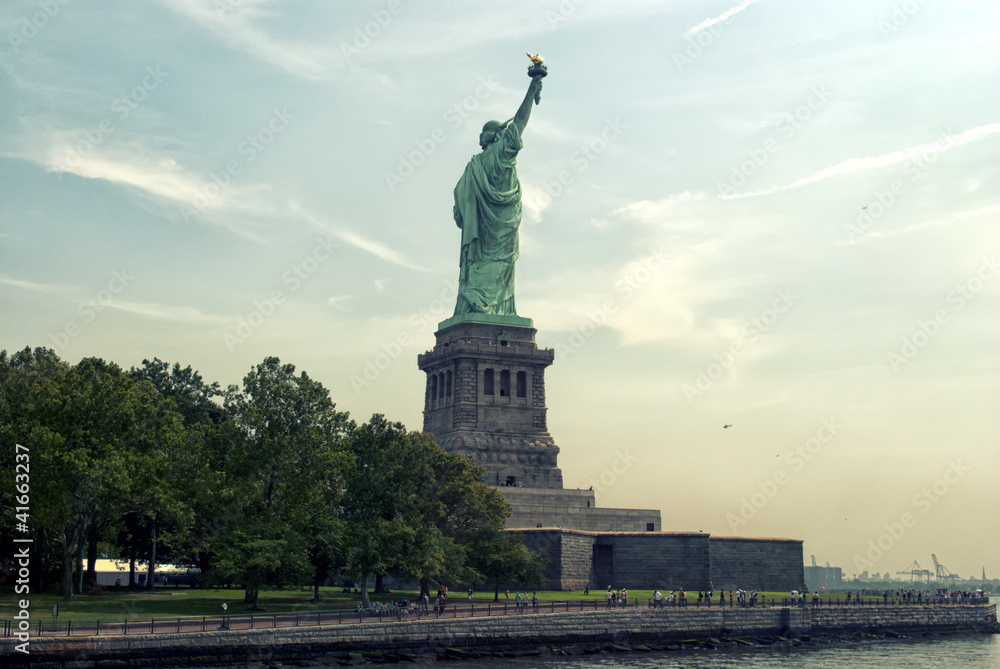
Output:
(479, 121), (501, 149)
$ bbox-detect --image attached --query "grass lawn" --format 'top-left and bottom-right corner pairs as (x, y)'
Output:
(1, 586), (888, 623)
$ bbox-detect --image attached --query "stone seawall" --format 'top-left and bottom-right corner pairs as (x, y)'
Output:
(2, 605), (994, 668)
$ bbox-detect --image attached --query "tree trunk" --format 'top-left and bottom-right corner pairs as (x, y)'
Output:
(145, 516), (157, 590)
(494, 583), (500, 602)
(374, 573), (386, 594)
(244, 587), (260, 609)
(74, 531), (85, 594)
(360, 575), (370, 608)
(128, 546), (137, 589)
(85, 521), (99, 588)
(38, 528), (50, 592)
(61, 522), (81, 601)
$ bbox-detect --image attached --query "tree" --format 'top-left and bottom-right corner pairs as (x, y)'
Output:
(339, 416), (522, 605)
(213, 357), (351, 609)
(471, 531), (547, 601)
(128, 359), (225, 583)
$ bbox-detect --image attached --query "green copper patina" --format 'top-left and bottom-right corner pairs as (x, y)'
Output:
(451, 60), (545, 323)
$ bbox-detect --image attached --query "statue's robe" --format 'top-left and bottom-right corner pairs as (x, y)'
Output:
(453, 123), (523, 316)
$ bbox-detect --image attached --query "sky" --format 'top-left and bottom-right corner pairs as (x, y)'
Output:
(1, 1), (998, 582)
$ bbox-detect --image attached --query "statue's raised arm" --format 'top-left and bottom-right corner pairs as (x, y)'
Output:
(513, 75), (544, 134)
(451, 57), (548, 319)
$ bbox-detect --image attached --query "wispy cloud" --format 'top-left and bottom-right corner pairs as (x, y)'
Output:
(839, 203), (1000, 246)
(105, 300), (229, 323)
(722, 123), (1000, 200)
(0, 275), (66, 293)
(687, 0), (764, 35)
(288, 203), (425, 271)
(160, 0), (340, 80)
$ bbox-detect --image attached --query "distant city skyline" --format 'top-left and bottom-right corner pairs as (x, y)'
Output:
(1, 1), (997, 579)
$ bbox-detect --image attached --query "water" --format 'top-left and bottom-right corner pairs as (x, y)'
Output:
(419, 596), (999, 669)
(453, 636), (1000, 668)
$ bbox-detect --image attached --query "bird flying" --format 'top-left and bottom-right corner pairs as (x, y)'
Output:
(723, 424), (732, 428)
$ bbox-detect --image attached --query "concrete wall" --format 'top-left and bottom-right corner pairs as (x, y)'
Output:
(501, 487), (661, 532)
(6, 605), (993, 667)
(514, 529), (712, 591)
(596, 533), (713, 591)
(516, 529), (595, 591)
(710, 537), (806, 592)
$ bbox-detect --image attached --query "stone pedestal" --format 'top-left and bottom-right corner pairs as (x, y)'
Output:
(417, 316), (563, 489)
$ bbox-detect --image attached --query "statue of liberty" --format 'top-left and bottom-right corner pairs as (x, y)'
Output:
(452, 58), (545, 317)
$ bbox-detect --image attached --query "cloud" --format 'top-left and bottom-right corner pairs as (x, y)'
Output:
(839, 203), (1000, 245)
(687, 0), (764, 35)
(326, 295), (354, 310)
(105, 300), (229, 323)
(0, 275), (66, 293)
(159, 0), (341, 80)
(39, 140), (276, 240)
(288, 203), (426, 271)
(723, 123), (1000, 200)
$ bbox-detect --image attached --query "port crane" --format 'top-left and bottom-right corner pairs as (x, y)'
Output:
(931, 554), (959, 582)
(896, 560), (932, 582)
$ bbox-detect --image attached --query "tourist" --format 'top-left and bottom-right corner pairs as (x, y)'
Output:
(532, 592), (538, 611)
(514, 591), (522, 613)
(621, 588), (628, 608)
(468, 587), (474, 600)
(719, 590), (725, 607)
(654, 590), (662, 608)
(505, 588), (510, 600)
(606, 587), (613, 608)
(679, 588), (687, 608)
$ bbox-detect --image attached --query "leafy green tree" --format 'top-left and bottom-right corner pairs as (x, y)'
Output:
(213, 357), (351, 609)
(127, 359), (225, 582)
(471, 530), (547, 601)
(340, 416), (521, 605)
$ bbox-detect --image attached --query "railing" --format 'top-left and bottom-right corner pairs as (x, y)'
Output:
(1, 595), (990, 639)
